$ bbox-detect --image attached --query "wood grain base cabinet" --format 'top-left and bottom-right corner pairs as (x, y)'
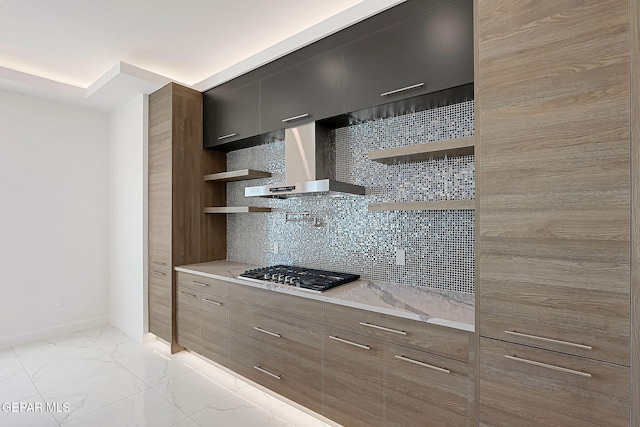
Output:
(176, 286), (202, 354)
(479, 337), (629, 427)
(386, 343), (470, 427)
(322, 327), (385, 427)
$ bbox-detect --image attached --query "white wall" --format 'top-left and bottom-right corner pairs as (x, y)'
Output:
(0, 89), (110, 347)
(108, 94), (148, 341)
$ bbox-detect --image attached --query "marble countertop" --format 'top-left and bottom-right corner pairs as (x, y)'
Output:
(175, 260), (475, 332)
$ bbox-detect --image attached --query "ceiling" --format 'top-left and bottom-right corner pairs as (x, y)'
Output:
(0, 0), (403, 110)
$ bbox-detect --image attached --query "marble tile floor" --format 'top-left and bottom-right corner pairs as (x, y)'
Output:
(0, 325), (336, 427)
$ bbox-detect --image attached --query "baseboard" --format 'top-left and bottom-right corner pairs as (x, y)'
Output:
(0, 316), (109, 348)
(108, 315), (143, 343)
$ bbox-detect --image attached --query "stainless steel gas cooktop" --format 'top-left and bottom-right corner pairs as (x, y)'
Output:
(239, 265), (360, 293)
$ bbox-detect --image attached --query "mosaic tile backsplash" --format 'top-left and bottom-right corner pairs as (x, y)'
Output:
(226, 101), (475, 293)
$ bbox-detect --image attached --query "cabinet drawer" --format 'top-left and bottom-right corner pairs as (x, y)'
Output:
(149, 283), (171, 342)
(479, 279), (629, 366)
(229, 283), (321, 323)
(323, 302), (470, 361)
(177, 272), (229, 298)
(201, 294), (229, 366)
(176, 287), (201, 353)
(229, 337), (321, 414)
(229, 302), (321, 368)
(386, 343), (469, 427)
(479, 338), (629, 427)
(322, 327), (384, 427)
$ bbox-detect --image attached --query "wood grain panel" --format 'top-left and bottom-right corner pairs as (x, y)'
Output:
(477, 0), (630, 369)
(479, 338), (629, 427)
(176, 286), (201, 353)
(229, 302), (321, 368)
(200, 294), (229, 367)
(229, 283), (322, 323)
(148, 269), (171, 341)
(322, 326), (384, 427)
(385, 343), (469, 427)
(323, 302), (470, 362)
(631, 0), (640, 423)
(229, 336), (322, 414)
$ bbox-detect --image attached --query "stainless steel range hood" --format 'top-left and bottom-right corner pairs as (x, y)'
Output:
(245, 122), (365, 198)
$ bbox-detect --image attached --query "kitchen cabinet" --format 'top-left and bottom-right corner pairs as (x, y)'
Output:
(203, 82), (260, 149)
(323, 302), (470, 362)
(176, 286), (202, 354)
(386, 342), (469, 427)
(147, 83), (226, 350)
(260, 49), (344, 133)
(322, 326), (385, 427)
(479, 337), (629, 427)
(227, 283), (323, 412)
(476, 0), (633, 424)
(175, 273), (230, 366)
(343, 0), (473, 114)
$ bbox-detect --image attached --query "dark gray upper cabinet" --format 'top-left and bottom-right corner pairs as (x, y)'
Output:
(203, 82), (260, 149)
(260, 49), (344, 133)
(344, 0), (473, 114)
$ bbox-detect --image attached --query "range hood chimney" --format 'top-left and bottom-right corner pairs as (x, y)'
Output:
(245, 122), (365, 198)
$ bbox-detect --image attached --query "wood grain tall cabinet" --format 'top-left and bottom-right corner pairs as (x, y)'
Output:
(476, 0), (638, 425)
(148, 82), (226, 352)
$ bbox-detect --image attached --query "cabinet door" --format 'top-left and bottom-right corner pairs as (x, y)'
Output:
(201, 294), (229, 366)
(148, 268), (172, 341)
(386, 343), (469, 427)
(229, 302), (321, 368)
(176, 287), (201, 353)
(322, 327), (384, 427)
(203, 82), (260, 149)
(479, 338), (629, 426)
(260, 49), (344, 133)
(344, 0), (473, 113)
(148, 90), (172, 270)
(477, 0), (630, 365)
(229, 337), (322, 414)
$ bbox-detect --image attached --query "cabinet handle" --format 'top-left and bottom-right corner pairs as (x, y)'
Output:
(180, 292), (197, 298)
(380, 82), (424, 97)
(202, 298), (222, 306)
(281, 113), (309, 123)
(217, 133), (237, 140)
(504, 354), (592, 378)
(253, 326), (281, 338)
(152, 271), (166, 276)
(151, 261), (167, 266)
(394, 355), (450, 374)
(191, 281), (209, 288)
(329, 335), (370, 350)
(504, 330), (592, 350)
(253, 365), (281, 380)
(359, 322), (406, 335)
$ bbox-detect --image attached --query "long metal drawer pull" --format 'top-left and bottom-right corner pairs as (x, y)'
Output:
(380, 82), (424, 97)
(329, 335), (370, 350)
(394, 355), (450, 374)
(152, 271), (166, 276)
(217, 133), (237, 140)
(504, 330), (592, 350)
(202, 298), (222, 306)
(191, 281), (209, 288)
(281, 113), (309, 123)
(359, 322), (407, 335)
(504, 355), (592, 378)
(180, 292), (197, 298)
(253, 326), (281, 338)
(253, 365), (281, 380)
(151, 261), (167, 266)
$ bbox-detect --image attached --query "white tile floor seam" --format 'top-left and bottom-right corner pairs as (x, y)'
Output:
(0, 326), (337, 427)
